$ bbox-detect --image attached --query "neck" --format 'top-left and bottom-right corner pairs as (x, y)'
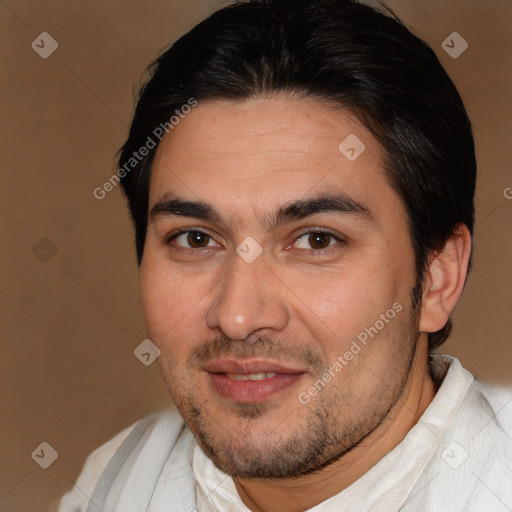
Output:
(233, 341), (437, 512)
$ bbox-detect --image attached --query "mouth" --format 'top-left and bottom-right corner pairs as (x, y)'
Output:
(223, 372), (278, 380)
(204, 359), (307, 403)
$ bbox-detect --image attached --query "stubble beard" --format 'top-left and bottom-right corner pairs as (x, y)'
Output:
(159, 302), (421, 479)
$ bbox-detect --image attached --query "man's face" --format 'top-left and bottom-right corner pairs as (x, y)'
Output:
(140, 96), (422, 478)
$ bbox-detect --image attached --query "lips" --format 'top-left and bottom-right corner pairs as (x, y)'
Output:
(205, 358), (306, 403)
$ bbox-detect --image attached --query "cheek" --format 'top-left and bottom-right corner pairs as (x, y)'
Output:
(139, 257), (206, 340)
(288, 263), (401, 349)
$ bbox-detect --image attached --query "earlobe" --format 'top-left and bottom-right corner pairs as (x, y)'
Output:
(419, 224), (472, 333)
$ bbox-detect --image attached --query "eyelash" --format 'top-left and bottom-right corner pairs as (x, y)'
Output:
(164, 228), (345, 256)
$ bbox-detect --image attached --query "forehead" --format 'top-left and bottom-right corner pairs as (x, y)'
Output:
(149, 96), (403, 227)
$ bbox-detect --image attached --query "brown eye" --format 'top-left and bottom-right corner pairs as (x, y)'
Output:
(187, 231), (211, 248)
(294, 231), (339, 251)
(171, 230), (217, 249)
(308, 232), (331, 249)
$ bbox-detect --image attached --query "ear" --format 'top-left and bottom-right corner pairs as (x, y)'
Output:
(419, 224), (472, 333)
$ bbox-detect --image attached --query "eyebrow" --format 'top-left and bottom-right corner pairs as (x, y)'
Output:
(150, 192), (373, 231)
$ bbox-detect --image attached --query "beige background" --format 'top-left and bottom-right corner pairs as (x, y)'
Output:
(0, 0), (510, 510)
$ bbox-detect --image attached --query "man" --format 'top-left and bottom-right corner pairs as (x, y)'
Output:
(58, 0), (512, 510)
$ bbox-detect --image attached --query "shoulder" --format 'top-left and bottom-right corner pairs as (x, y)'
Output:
(445, 380), (512, 509)
(404, 357), (512, 510)
(431, 355), (512, 429)
(55, 408), (185, 512)
(467, 378), (512, 441)
(435, 355), (512, 447)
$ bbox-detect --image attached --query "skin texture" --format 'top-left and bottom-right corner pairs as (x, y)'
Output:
(139, 96), (471, 512)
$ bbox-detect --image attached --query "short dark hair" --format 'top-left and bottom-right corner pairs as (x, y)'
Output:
(118, 0), (476, 351)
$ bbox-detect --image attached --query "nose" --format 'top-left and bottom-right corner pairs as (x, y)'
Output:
(206, 253), (290, 341)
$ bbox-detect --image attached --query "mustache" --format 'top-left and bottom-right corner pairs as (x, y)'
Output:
(187, 333), (324, 373)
